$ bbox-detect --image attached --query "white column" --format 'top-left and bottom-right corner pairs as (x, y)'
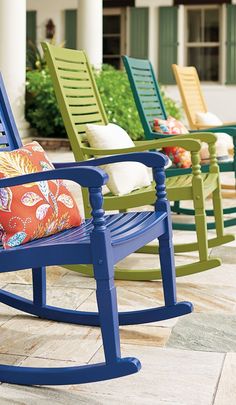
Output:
(148, 7), (158, 74)
(77, 0), (103, 69)
(0, 0), (29, 138)
(177, 5), (185, 66)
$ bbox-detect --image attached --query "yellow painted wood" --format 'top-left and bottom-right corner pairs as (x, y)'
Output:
(172, 64), (207, 130)
(172, 63), (236, 201)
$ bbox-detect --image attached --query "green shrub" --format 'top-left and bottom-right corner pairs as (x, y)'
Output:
(161, 89), (182, 121)
(94, 65), (143, 140)
(26, 40), (46, 72)
(26, 69), (66, 138)
(25, 64), (182, 140)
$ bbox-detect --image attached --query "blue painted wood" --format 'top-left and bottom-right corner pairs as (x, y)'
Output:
(0, 74), (22, 151)
(154, 166), (176, 306)
(0, 74), (193, 386)
(0, 289), (192, 326)
(32, 267), (46, 307)
(90, 186), (121, 363)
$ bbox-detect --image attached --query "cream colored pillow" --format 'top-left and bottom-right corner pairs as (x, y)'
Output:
(85, 123), (151, 196)
(195, 111), (233, 158)
(200, 140), (229, 163)
(195, 111), (223, 126)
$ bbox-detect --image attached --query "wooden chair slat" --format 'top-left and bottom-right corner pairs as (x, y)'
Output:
(70, 105), (99, 114)
(71, 113), (103, 125)
(60, 78), (92, 89)
(0, 135), (8, 144)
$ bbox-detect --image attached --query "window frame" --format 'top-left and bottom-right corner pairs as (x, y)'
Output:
(184, 4), (223, 83)
(103, 7), (127, 69)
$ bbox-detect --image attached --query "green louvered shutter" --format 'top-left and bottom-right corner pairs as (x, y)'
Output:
(158, 7), (178, 84)
(65, 10), (77, 49)
(226, 4), (236, 84)
(26, 11), (36, 43)
(130, 8), (149, 59)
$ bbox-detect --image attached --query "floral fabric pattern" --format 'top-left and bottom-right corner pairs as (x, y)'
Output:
(0, 142), (82, 249)
(153, 116), (192, 169)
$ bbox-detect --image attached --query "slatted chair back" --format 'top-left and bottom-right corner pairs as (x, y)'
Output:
(41, 43), (108, 161)
(172, 64), (208, 130)
(122, 56), (167, 140)
(0, 74), (22, 151)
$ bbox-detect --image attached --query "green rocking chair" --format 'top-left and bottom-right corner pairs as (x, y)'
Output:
(123, 56), (236, 230)
(42, 43), (234, 281)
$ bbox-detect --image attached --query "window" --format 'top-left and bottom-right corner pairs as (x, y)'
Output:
(185, 6), (221, 82)
(103, 8), (126, 69)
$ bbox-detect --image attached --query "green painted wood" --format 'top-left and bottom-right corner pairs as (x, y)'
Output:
(158, 7), (178, 84)
(226, 4), (236, 84)
(123, 56), (167, 139)
(123, 55), (236, 231)
(42, 43), (234, 280)
(130, 8), (149, 59)
(65, 10), (77, 50)
(26, 11), (36, 44)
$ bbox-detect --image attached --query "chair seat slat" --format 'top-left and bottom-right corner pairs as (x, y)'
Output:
(0, 212), (165, 254)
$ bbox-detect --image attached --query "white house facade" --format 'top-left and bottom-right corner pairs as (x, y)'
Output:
(26, 0), (236, 122)
(1, 0), (236, 134)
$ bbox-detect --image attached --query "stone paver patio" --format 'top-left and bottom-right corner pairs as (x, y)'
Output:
(0, 149), (235, 404)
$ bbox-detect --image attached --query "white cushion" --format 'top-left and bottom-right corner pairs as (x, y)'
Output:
(216, 132), (234, 150)
(86, 123), (151, 196)
(200, 140), (229, 162)
(195, 111), (223, 126)
(195, 112), (233, 154)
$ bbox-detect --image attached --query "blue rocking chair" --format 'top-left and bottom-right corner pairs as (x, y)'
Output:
(0, 74), (192, 385)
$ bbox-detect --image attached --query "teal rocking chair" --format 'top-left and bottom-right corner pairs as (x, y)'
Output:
(123, 56), (236, 230)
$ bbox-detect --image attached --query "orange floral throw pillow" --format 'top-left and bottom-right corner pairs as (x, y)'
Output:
(0, 142), (82, 249)
(153, 116), (192, 169)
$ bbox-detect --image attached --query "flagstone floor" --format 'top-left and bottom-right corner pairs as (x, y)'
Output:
(0, 150), (235, 404)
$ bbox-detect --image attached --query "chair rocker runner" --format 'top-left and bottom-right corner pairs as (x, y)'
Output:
(0, 73), (193, 386)
(123, 56), (236, 230)
(42, 43), (234, 281)
(171, 63), (236, 227)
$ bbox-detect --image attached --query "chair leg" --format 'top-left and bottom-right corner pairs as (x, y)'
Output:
(158, 218), (176, 307)
(171, 201), (181, 215)
(95, 278), (121, 363)
(92, 231), (122, 364)
(193, 195), (209, 263)
(212, 180), (224, 238)
(32, 267), (46, 307)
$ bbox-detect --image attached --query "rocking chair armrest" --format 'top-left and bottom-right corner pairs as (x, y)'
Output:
(222, 121), (236, 126)
(194, 122), (236, 130)
(82, 138), (201, 155)
(0, 166), (108, 189)
(174, 132), (217, 145)
(148, 131), (173, 139)
(148, 130), (218, 145)
(54, 151), (168, 170)
(190, 127), (236, 137)
(193, 124), (222, 130)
